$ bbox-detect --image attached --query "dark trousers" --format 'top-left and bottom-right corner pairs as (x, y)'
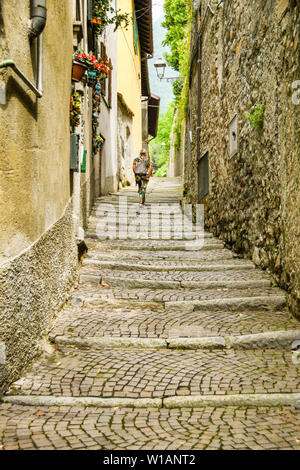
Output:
(136, 176), (148, 203)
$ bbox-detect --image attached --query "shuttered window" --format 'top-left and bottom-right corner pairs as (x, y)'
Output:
(100, 42), (106, 97)
(87, 0), (93, 21)
(133, 10), (139, 54)
(198, 152), (209, 202)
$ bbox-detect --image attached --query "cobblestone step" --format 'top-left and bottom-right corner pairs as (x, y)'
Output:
(79, 271), (272, 290)
(77, 286), (286, 309)
(5, 348), (300, 399)
(80, 267), (270, 282)
(86, 238), (227, 252)
(3, 393), (300, 410)
(1, 403), (299, 450)
(86, 227), (206, 238)
(50, 304), (300, 340)
(85, 238), (225, 250)
(86, 249), (237, 262)
(82, 258), (256, 272)
(85, 232), (216, 242)
(166, 295), (287, 313)
(91, 210), (189, 220)
(91, 207), (185, 216)
(50, 329), (300, 351)
(94, 200), (182, 206)
(88, 215), (207, 227)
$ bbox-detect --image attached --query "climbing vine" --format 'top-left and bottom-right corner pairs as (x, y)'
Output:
(162, 0), (190, 100)
(170, 0), (192, 149)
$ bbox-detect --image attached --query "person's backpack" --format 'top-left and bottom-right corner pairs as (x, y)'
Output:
(134, 159), (149, 176)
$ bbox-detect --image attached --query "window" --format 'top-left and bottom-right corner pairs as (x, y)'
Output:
(100, 42), (106, 98)
(198, 152), (209, 202)
(133, 10), (139, 54)
(87, 0), (94, 21)
(73, 0), (83, 23)
(100, 42), (112, 108)
(76, 0), (81, 21)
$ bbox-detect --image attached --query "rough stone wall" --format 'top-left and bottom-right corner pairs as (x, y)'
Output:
(168, 110), (185, 178)
(185, 0), (300, 318)
(0, 200), (77, 394)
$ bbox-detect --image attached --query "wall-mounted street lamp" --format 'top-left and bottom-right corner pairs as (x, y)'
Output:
(154, 58), (184, 82)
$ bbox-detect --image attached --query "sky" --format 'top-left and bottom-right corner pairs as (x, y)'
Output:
(152, 1), (164, 21)
(149, 1), (176, 113)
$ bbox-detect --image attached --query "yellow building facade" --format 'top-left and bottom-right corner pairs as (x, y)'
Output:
(117, 0), (143, 159)
(117, 0), (154, 185)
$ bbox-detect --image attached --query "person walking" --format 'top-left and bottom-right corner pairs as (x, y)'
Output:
(132, 150), (152, 205)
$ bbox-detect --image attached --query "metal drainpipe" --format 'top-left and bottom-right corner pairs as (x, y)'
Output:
(0, 0), (46, 98)
(29, 0), (47, 38)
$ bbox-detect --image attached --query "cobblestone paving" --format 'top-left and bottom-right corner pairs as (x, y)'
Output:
(7, 348), (300, 398)
(86, 243), (235, 260)
(76, 285), (284, 303)
(1, 177), (300, 450)
(84, 255), (254, 268)
(0, 404), (300, 450)
(50, 306), (300, 339)
(82, 268), (270, 283)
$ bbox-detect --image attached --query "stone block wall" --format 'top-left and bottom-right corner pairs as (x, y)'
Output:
(185, 0), (300, 317)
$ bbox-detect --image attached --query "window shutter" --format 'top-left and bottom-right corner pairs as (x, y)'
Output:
(198, 152), (209, 202)
(133, 10), (139, 54)
(87, 0), (94, 21)
(108, 69), (112, 108)
(100, 42), (106, 97)
(70, 134), (79, 171)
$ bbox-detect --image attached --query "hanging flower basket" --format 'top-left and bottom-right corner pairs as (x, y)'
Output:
(72, 50), (113, 83)
(72, 61), (87, 82)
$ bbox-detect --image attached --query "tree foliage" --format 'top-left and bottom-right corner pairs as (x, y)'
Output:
(152, 0), (192, 176)
(162, 0), (188, 73)
(162, 0), (189, 99)
(149, 102), (175, 175)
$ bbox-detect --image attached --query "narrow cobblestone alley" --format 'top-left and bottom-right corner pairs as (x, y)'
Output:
(0, 178), (300, 450)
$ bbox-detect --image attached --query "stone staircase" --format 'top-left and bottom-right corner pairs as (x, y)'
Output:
(1, 177), (300, 450)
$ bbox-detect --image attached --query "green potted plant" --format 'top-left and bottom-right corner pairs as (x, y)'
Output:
(72, 50), (113, 82)
(91, 0), (129, 34)
(72, 50), (99, 81)
(92, 56), (113, 79)
(72, 51), (90, 81)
